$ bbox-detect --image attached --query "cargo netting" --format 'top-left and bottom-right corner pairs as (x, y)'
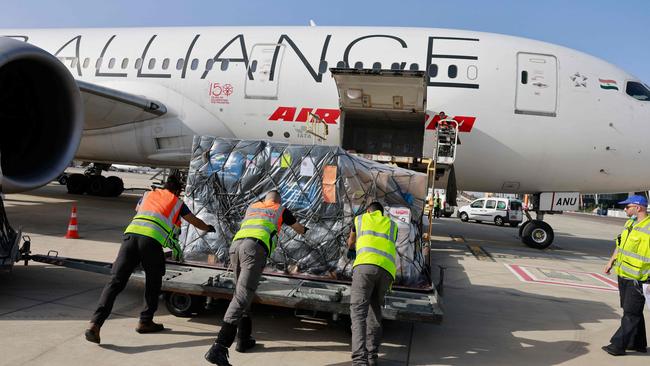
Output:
(179, 136), (429, 287)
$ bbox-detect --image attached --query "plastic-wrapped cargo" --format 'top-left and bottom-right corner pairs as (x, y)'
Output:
(179, 136), (429, 287)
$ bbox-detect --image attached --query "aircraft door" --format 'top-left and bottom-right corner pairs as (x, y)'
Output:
(515, 53), (557, 117)
(245, 43), (285, 100)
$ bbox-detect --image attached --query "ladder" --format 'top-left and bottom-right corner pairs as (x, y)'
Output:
(424, 114), (460, 242)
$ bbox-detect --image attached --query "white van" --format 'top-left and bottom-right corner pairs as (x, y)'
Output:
(457, 197), (523, 227)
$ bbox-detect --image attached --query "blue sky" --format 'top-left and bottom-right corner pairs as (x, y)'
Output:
(1, 0), (648, 82)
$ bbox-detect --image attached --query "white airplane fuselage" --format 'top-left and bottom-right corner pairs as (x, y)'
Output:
(3, 26), (649, 194)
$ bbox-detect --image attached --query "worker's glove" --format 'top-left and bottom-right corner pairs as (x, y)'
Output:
(206, 225), (216, 233)
(171, 244), (183, 262)
(347, 249), (356, 260)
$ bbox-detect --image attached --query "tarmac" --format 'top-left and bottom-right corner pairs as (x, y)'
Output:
(0, 172), (648, 365)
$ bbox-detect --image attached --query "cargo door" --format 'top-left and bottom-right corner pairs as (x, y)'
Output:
(331, 68), (427, 158)
(245, 44), (285, 100)
(515, 53), (557, 117)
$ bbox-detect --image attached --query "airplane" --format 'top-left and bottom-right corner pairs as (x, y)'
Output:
(0, 26), (649, 250)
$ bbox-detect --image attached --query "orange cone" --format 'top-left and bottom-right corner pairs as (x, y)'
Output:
(65, 204), (80, 239)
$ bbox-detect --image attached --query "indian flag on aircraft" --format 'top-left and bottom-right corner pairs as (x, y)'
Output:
(599, 78), (619, 90)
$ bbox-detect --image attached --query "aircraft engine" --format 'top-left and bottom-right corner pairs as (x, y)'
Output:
(0, 38), (83, 193)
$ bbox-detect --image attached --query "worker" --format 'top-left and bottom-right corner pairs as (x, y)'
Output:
(347, 202), (397, 366)
(204, 190), (307, 365)
(433, 194), (442, 219)
(602, 195), (649, 356)
(84, 175), (215, 344)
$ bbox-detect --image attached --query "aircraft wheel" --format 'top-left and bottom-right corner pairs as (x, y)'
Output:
(105, 176), (124, 197)
(521, 220), (554, 249)
(86, 175), (108, 196)
(66, 173), (88, 194)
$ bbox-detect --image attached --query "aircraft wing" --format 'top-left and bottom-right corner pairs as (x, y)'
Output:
(77, 80), (167, 130)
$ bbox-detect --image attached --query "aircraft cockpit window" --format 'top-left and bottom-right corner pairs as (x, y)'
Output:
(176, 58), (184, 70)
(409, 63), (419, 71)
(82, 58), (90, 68)
(626, 81), (650, 101)
(121, 58), (128, 69)
(148, 58), (156, 70)
(448, 65), (458, 79)
(428, 64), (438, 78)
(162, 58), (170, 70)
(191, 58), (199, 70)
(108, 58), (116, 69)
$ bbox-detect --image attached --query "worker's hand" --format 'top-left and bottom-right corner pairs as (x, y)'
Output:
(604, 261), (613, 274)
(206, 225), (216, 233)
(172, 245), (183, 262)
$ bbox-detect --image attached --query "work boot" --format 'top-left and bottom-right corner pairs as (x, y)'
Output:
(236, 316), (256, 353)
(84, 323), (101, 344)
(136, 320), (165, 333)
(204, 342), (232, 366)
(627, 346), (647, 353)
(205, 322), (237, 365)
(601, 344), (625, 356)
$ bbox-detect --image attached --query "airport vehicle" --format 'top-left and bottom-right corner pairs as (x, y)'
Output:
(425, 188), (455, 218)
(458, 197), (523, 227)
(0, 25), (649, 252)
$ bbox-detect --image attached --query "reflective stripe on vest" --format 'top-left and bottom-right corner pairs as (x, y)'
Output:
(124, 189), (183, 247)
(615, 216), (650, 281)
(232, 201), (284, 255)
(353, 211), (398, 280)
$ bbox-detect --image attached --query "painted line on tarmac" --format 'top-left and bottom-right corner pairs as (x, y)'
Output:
(505, 264), (618, 291)
(467, 244), (496, 262)
(449, 235), (466, 243)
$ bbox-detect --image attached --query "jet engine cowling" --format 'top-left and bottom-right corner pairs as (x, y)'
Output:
(0, 37), (83, 193)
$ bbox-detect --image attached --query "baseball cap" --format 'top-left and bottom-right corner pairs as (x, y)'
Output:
(618, 195), (648, 207)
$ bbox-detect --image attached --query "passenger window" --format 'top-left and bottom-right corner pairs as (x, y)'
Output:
(250, 60), (258, 73)
(108, 58), (116, 69)
(319, 60), (328, 74)
(428, 64), (438, 78)
(221, 59), (229, 71)
(471, 200), (485, 208)
(206, 59), (214, 70)
(95, 58), (103, 69)
(83, 58), (90, 68)
(336, 61), (345, 68)
(176, 58), (184, 70)
(191, 58), (199, 70)
(148, 58), (156, 70)
(372, 62), (381, 70)
(391, 62), (400, 70)
(134, 58), (142, 69)
(121, 58), (129, 69)
(497, 201), (507, 210)
(354, 61), (363, 70)
(71, 58), (78, 68)
(626, 81), (650, 101)
(448, 65), (458, 78)
(409, 63), (419, 71)
(521, 71), (528, 84)
(486, 200), (496, 209)
(162, 58), (170, 70)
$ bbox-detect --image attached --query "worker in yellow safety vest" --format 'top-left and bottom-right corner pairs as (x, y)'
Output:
(205, 190), (307, 366)
(602, 195), (650, 356)
(347, 202), (397, 366)
(85, 175), (215, 344)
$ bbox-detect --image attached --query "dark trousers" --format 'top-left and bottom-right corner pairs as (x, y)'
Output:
(90, 234), (166, 327)
(610, 277), (647, 351)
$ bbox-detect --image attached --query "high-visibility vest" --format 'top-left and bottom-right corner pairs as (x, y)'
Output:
(232, 201), (285, 255)
(433, 198), (442, 208)
(615, 216), (650, 281)
(353, 210), (398, 280)
(124, 189), (183, 248)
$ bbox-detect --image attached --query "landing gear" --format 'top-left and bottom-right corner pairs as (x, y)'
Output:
(519, 211), (555, 249)
(65, 164), (124, 197)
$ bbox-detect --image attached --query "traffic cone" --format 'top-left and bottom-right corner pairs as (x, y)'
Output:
(65, 204), (80, 239)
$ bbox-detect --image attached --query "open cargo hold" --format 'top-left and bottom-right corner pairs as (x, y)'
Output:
(180, 136), (429, 288)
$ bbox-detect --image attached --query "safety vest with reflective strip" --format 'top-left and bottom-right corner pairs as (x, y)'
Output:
(124, 189), (183, 247)
(353, 210), (398, 280)
(615, 216), (650, 281)
(232, 201), (285, 255)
